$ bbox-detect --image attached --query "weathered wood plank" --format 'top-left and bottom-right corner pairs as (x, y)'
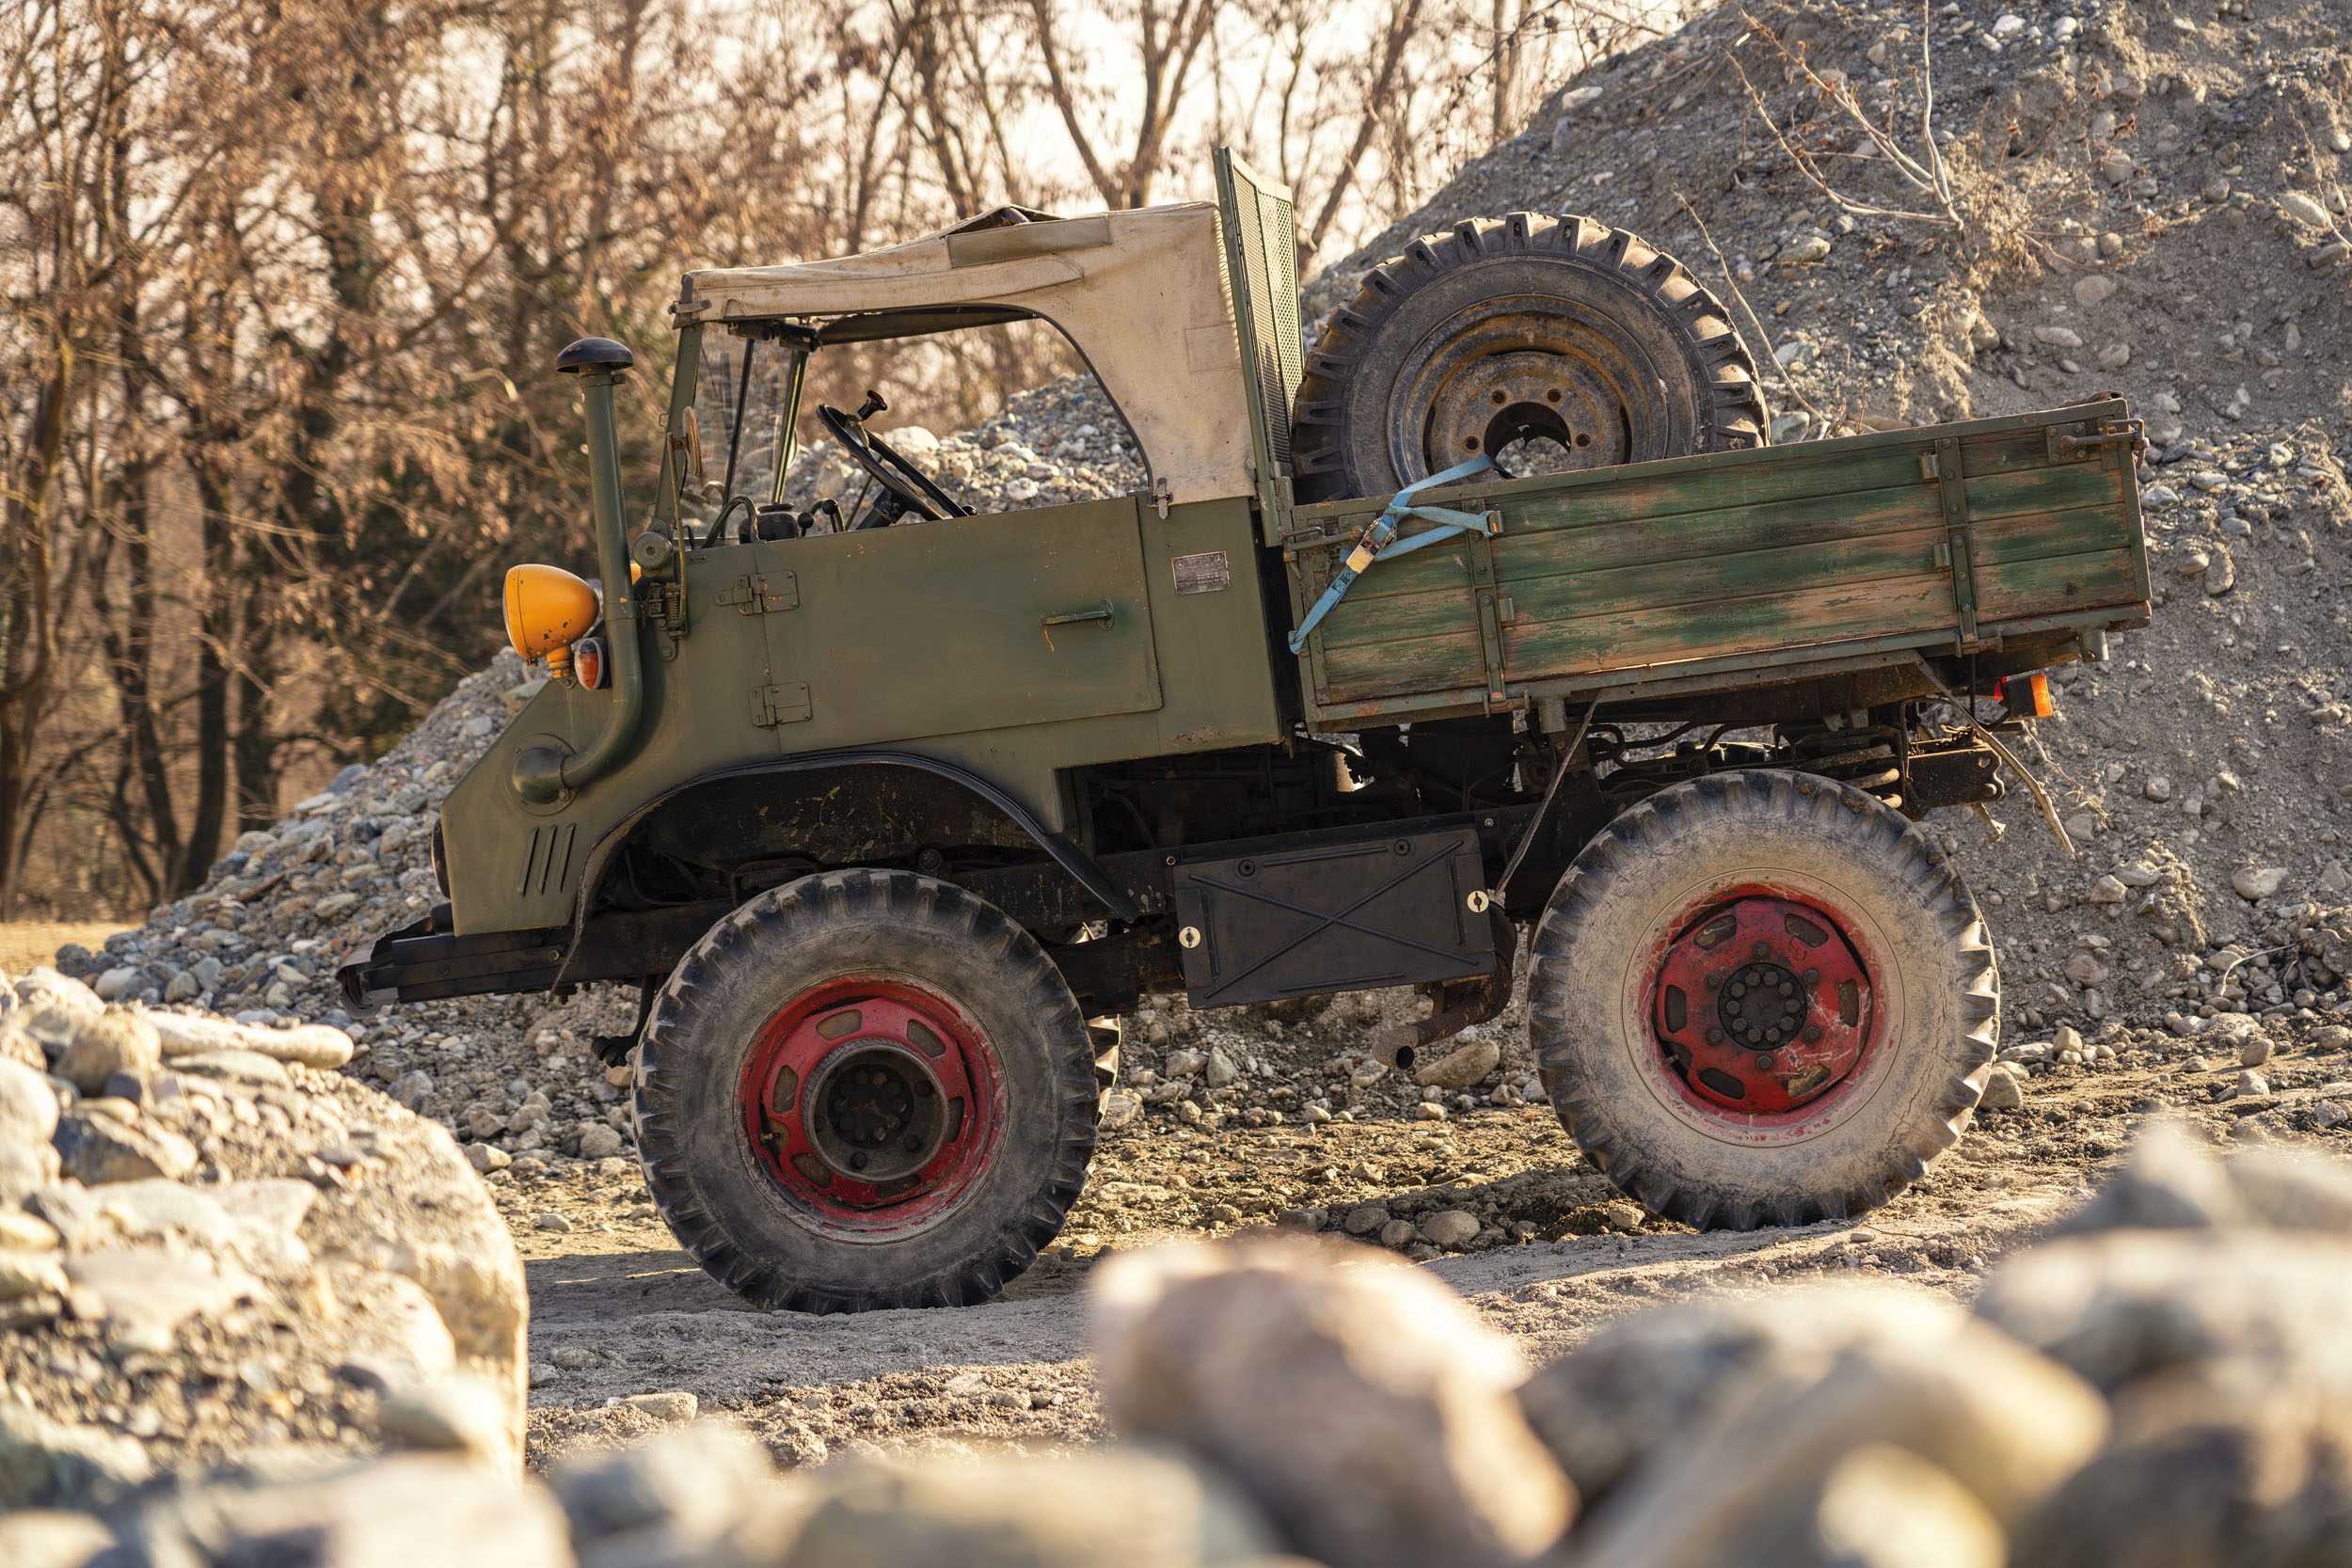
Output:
(1963, 461), (2122, 524)
(1973, 548), (2141, 620)
(1970, 504), (2134, 566)
(1319, 627), (1486, 700)
(1499, 574), (1955, 678)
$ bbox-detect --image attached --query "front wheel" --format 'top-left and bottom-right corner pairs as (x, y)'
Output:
(1526, 770), (1997, 1229)
(633, 869), (1099, 1312)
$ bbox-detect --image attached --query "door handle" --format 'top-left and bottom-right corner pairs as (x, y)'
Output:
(1041, 600), (1115, 628)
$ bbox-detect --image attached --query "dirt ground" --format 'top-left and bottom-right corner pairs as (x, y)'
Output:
(511, 1011), (2352, 1472)
(0, 922), (128, 978)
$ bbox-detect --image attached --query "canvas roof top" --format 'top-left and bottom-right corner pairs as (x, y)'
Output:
(679, 203), (1257, 506)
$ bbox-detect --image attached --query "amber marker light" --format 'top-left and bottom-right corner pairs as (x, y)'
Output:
(504, 563), (600, 680)
(1994, 671), (2055, 719)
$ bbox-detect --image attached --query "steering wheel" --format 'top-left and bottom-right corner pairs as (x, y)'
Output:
(816, 392), (972, 528)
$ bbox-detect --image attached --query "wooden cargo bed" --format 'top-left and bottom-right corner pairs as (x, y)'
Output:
(1280, 399), (2150, 730)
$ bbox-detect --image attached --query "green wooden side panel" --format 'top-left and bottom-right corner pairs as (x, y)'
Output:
(1286, 400), (2147, 722)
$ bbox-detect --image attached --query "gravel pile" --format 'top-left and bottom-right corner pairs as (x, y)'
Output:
(0, 966), (530, 1510)
(17, 1119), (2352, 1567)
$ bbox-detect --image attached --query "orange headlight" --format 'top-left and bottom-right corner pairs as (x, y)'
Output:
(503, 564), (599, 678)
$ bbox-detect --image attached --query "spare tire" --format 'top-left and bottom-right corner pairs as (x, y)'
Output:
(1292, 214), (1770, 504)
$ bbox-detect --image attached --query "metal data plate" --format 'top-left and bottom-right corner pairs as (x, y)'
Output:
(1169, 827), (1496, 1009)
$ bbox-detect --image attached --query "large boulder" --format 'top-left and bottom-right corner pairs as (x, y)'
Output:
(0, 974), (526, 1509)
(1091, 1234), (1574, 1568)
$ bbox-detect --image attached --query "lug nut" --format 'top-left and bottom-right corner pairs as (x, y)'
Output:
(1755, 1053), (1774, 1069)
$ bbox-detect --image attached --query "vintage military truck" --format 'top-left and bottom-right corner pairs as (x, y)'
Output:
(342, 152), (2148, 1313)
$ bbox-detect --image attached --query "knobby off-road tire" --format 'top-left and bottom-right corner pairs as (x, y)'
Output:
(1293, 214), (1770, 504)
(634, 868), (1099, 1312)
(1527, 769), (1998, 1229)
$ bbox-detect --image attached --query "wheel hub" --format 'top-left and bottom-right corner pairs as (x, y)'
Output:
(1653, 895), (1872, 1113)
(1391, 300), (1662, 483)
(738, 977), (1001, 1230)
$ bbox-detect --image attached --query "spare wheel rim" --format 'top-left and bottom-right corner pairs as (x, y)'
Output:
(738, 974), (1006, 1239)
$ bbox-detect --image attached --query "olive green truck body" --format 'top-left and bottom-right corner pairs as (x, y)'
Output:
(342, 155), (2147, 1024)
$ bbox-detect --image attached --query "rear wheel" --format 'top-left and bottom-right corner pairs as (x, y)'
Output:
(1292, 214), (1768, 503)
(1526, 770), (1997, 1228)
(634, 869), (1098, 1312)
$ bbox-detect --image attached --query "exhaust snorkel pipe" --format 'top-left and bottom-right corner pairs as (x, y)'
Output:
(514, 338), (647, 806)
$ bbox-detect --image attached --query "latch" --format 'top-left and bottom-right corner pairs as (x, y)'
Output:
(750, 682), (812, 726)
(715, 571), (797, 614)
(2045, 418), (2146, 466)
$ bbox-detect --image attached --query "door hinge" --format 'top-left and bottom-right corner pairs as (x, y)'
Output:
(715, 571), (797, 614)
(750, 682), (812, 726)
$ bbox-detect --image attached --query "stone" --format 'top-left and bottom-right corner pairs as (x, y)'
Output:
(1099, 1093), (1140, 1132)
(1966, 313), (2002, 352)
(2116, 863), (2162, 887)
(576, 1123), (625, 1160)
(2098, 149), (2134, 183)
(1518, 1285), (1960, 1508)
(170, 1049), (292, 1086)
(2204, 547), (2235, 595)
(534, 1212), (573, 1233)
(54, 1009), (159, 1097)
(0, 1251), (68, 1302)
(1415, 1036), (1501, 1090)
(2234, 1069), (2269, 1099)
(1163, 1049), (1207, 1079)
(618, 1390), (700, 1424)
(16, 969), (101, 1015)
(0, 1210), (60, 1252)
(1092, 1237), (1575, 1568)
(127, 1454), (569, 1568)
(1979, 1062), (2026, 1110)
(2239, 1035), (2274, 1068)
(54, 1112), (198, 1185)
(1378, 1218), (1420, 1249)
(2233, 867), (2287, 900)
(149, 1011), (353, 1069)
(1275, 1208), (1324, 1232)
(2281, 191), (2330, 227)
(0, 1399), (152, 1509)
(1343, 1204), (1391, 1236)
(1810, 1444), (2005, 1568)
(1565, 1291), (2104, 1564)
(1770, 411), (1811, 442)
(1204, 1048), (1239, 1088)
(1420, 1210), (1482, 1249)
(2074, 275), (2118, 307)
(0, 1058), (60, 1148)
(555, 1419), (800, 1566)
(781, 1448), (1274, 1567)
(2032, 325), (2085, 349)
(92, 967), (141, 1003)
(467, 1143), (511, 1173)
(1782, 232), (1834, 263)
(2087, 875), (2127, 904)
(0, 1511), (114, 1568)
(2097, 341), (2132, 370)
(389, 1069), (433, 1111)
(377, 1374), (514, 1461)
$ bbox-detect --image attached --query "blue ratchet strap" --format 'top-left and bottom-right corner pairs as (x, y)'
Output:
(1287, 455), (1500, 654)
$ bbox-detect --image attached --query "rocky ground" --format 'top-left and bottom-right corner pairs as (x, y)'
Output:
(16, 1120), (2352, 1567)
(15, 0), (2352, 1552)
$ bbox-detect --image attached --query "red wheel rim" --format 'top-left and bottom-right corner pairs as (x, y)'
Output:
(1632, 879), (1893, 1144)
(738, 974), (1005, 1237)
